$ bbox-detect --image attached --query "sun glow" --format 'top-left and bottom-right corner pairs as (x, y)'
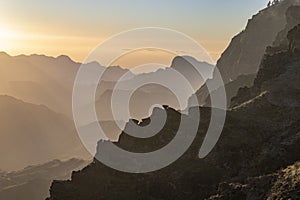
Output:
(0, 26), (18, 50)
(0, 27), (13, 38)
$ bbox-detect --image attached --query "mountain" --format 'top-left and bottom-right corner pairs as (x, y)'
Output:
(95, 87), (178, 121)
(47, 4), (300, 200)
(0, 53), (85, 118)
(0, 52), (213, 126)
(0, 95), (90, 171)
(76, 56), (213, 130)
(195, 0), (300, 106)
(81, 56), (213, 141)
(194, 74), (256, 107)
(208, 161), (300, 200)
(0, 53), (135, 117)
(103, 56), (213, 116)
(170, 56), (214, 90)
(0, 159), (89, 200)
(215, 0), (300, 83)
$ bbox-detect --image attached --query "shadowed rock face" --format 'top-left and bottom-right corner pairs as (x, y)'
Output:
(288, 24), (300, 54)
(207, 161), (300, 200)
(231, 22), (300, 108)
(214, 0), (300, 83)
(195, 2), (300, 107)
(47, 6), (300, 199)
(200, 74), (256, 108)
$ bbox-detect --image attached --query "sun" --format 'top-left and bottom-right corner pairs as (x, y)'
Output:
(0, 27), (17, 51)
(0, 26), (16, 38)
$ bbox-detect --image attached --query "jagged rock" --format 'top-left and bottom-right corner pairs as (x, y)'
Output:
(207, 161), (300, 200)
(202, 74), (256, 108)
(232, 22), (300, 108)
(196, 1), (300, 107)
(215, 0), (300, 83)
(288, 24), (300, 55)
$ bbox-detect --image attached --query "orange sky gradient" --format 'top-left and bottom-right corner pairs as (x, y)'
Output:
(0, 0), (269, 67)
(0, 29), (228, 65)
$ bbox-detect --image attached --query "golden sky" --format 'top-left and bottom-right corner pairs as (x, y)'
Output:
(0, 0), (269, 66)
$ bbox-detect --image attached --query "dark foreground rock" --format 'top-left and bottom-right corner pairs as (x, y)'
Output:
(207, 161), (300, 200)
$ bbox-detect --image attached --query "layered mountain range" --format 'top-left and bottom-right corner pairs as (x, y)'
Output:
(0, 95), (90, 171)
(47, 2), (300, 200)
(0, 50), (213, 171)
(0, 35), (215, 200)
(0, 159), (89, 200)
(0, 52), (213, 122)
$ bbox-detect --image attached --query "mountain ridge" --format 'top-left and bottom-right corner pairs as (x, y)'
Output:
(0, 95), (90, 171)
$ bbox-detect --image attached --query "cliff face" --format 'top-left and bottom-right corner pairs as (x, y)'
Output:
(231, 7), (300, 108)
(288, 24), (300, 54)
(273, 5), (300, 47)
(201, 73), (256, 107)
(215, 0), (300, 83)
(206, 13), (300, 200)
(47, 4), (300, 200)
(196, 1), (300, 107)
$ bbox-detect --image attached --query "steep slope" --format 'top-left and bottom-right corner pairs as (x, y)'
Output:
(47, 10), (300, 199)
(0, 159), (89, 200)
(199, 74), (256, 107)
(196, 0), (300, 106)
(170, 56), (214, 90)
(215, 0), (299, 82)
(207, 161), (300, 200)
(0, 95), (89, 171)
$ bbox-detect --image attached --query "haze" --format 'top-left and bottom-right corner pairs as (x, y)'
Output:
(0, 0), (270, 66)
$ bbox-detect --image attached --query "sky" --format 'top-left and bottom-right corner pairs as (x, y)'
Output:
(0, 0), (270, 66)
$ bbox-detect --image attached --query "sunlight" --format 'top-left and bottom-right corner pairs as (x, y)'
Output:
(0, 27), (17, 50)
(0, 26), (20, 39)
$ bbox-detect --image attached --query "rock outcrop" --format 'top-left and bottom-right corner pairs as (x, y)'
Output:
(215, 0), (299, 83)
(207, 161), (300, 200)
(196, 0), (300, 106)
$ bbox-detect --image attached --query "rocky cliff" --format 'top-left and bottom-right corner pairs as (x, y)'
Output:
(215, 0), (300, 82)
(208, 161), (300, 200)
(196, 0), (300, 107)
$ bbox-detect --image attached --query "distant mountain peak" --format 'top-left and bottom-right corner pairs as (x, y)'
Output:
(56, 55), (74, 62)
(171, 56), (210, 68)
(0, 51), (10, 57)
